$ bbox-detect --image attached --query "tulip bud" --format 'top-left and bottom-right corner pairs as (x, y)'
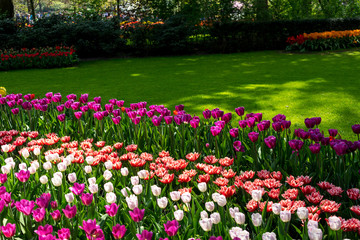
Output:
(121, 167), (129, 176)
(104, 182), (114, 193)
(151, 185), (161, 197)
(280, 210), (291, 223)
(106, 192), (117, 204)
(65, 193), (74, 203)
(137, 170), (148, 179)
(88, 177), (96, 185)
(1, 145), (10, 153)
(199, 218), (212, 232)
(235, 212), (246, 225)
(198, 182), (207, 192)
(170, 191), (181, 201)
(205, 201), (215, 212)
(33, 147), (41, 156)
(126, 195), (138, 210)
(1, 165), (10, 174)
(28, 166), (36, 175)
(157, 197), (168, 209)
(308, 227), (322, 240)
(229, 207), (240, 218)
(251, 190), (262, 202)
(200, 210), (208, 219)
(212, 193), (220, 202)
(22, 149), (30, 158)
(40, 175), (48, 184)
(262, 232), (277, 240)
(103, 170), (113, 181)
(328, 216), (341, 231)
(210, 212), (221, 224)
(121, 187), (130, 197)
(85, 156), (94, 165)
(131, 176), (139, 185)
(54, 172), (63, 180)
(43, 162), (52, 171)
(251, 213), (262, 227)
(85, 166), (92, 174)
(89, 184), (98, 194)
(19, 163), (27, 170)
(51, 176), (62, 187)
(132, 184), (143, 195)
(57, 162), (67, 172)
(174, 210), (184, 221)
(105, 161), (113, 170)
(272, 203), (281, 215)
(296, 207), (308, 220)
(217, 195), (227, 207)
(181, 192), (192, 203)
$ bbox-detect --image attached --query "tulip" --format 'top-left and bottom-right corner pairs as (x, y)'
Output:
(307, 220), (319, 229)
(201, 210), (208, 219)
(210, 212), (221, 224)
(251, 190), (262, 202)
(234, 212), (245, 225)
(32, 207), (46, 222)
(210, 126), (222, 136)
(133, 185), (143, 195)
(126, 195), (138, 210)
(80, 193), (93, 206)
(157, 197), (168, 209)
(151, 185), (162, 197)
(233, 141), (245, 152)
(199, 218), (213, 232)
(217, 195), (227, 207)
(22, 148), (30, 158)
(235, 107), (245, 116)
(174, 210), (184, 221)
(203, 109), (211, 119)
(2, 223), (16, 238)
(121, 187), (130, 197)
(229, 128), (239, 138)
(262, 232), (277, 240)
(296, 207), (308, 220)
(205, 201), (215, 212)
(34, 224), (53, 237)
(105, 161), (113, 170)
(136, 230), (153, 240)
(103, 170), (113, 181)
(58, 228), (71, 240)
(280, 210), (291, 222)
(51, 176), (62, 187)
(106, 192), (117, 204)
(104, 182), (114, 193)
(131, 176), (140, 185)
(251, 213), (262, 227)
(352, 124), (360, 134)
(328, 216), (341, 231)
(121, 167), (129, 176)
(62, 205), (77, 219)
(70, 183), (85, 195)
(272, 203), (281, 215)
(85, 166), (92, 173)
(229, 207), (240, 218)
(170, 191), (181, 201)
(308, 227), (323, 240)
(181, 192), (191, 203)
(15, 170), (30, 182)
(129, 207), (145, 222)
(264, 136), (276, 149)
(112, 224), (127, 239)
(105, 203), (119, 217)
(1, 144), (10, 153)
(164, 220), (180, 237)
(67, 173), (77, 183)
(65, 193), (75, 203)
(89, 184), (99, 194)
(248, 132), (259, 142)
(198, 182), (207, 192)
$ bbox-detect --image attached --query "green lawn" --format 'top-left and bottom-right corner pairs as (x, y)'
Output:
(1, 50), (360, 140)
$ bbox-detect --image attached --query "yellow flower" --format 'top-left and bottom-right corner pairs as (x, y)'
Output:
(0, 87), (6, 97)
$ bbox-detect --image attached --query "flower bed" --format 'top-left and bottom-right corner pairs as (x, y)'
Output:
(0, 47), (78, 71)
(286, 29), (360, 52)
(0, 92), (359, 239)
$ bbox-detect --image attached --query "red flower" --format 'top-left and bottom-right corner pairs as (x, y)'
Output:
(257, 170), (271, 179)
(221, 169), (236, 179)
(112, 161), (122, 170)
(218, 157), (233, 167)
(158, 150), (170, 158)
(285, 176), (303, 188)
(300, 185), (316, 195)
(350, 205), (360, 216)
(95, 141), (106, 148)
(282, 188), (298, 200)
(306, 191), (324, 205)
(61, 136), (70, 143)
(186, 152), (200, 162)
(217, 185), (236, 198)
(347, 188), (360, 200)
(317, 181), (335, 190)
(178, 174), (192, 183)
(320, 199), (341, 213)
(140, 152), (153, 161)
(178, 187), (192, 195)
(129, 158), (146, 167)
(125, 144), (137, 152)
(268, 188), (280, 200)
(259, 201), (273, 212)
(327, 186), (343, 197)
(213, 177), (229, 187)
(113, 142), (123, 150)
(203, 155), (218, 164)
(263, 178), (282, 189)
(159, 174), (174, 184)
(296, 175), (312, 185)
(246, 199), (258, 212)
(197, 174), (210, 183)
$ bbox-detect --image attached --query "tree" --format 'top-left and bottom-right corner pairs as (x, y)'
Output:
(0, 0), (15, 18)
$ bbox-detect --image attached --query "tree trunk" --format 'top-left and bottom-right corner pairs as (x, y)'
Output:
(0, 0), (14, 18)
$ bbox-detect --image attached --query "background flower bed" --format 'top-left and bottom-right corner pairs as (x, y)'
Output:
(0, 92), (359, 239)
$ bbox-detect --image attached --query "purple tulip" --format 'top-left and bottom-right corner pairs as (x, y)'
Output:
(161, 109), (171, 117)
(79, 94), (89, 103)
(272, 114), (286, 122)
(328, 129), (338, 137)
(52, 95), (62, 103)
(139, 101), (147, 108)
(62, 205), (77, 219)
(127, 111), (137, 119)
(235, 107), (245, 116)
(331, 141), (348, 156)
(0, 186), (6, 195)
(40, 104), (48, 112)
(11, 108), (19, 115)
(248, 132), (259, 142)
(80, 193), (93, 206)
(79, 219), (104, 239)
(203, 109), (211, 119)
(36, 193), (51, 208)
(309, 143), (321, 154)
(238, 120), (247, 129)
(16, 99), (23, 105)
(58, 228), (71, 240)
(64, 100), (74, 109)
(1, 192), (11, 205)
(2, 223), (16, 238)
(188, 119), (198, 128)
(164, 116), (173, 125)
(74, 111), (83, 119)
(94, 112), (104, 121)
(129, 208), (145, 222)
(272, 122), (282, 132)
(57, 114), (65, 122)
(105, 104), (114, 112)
(174, 115), (182, 125)
(33, 207), (46, 222)
(209, 237), (223, 240)
(282, 120), (291, 129)
(288, 139), (304, 151)
(175, 105), (184, 112)
(313, 117), (322, 125)
(130, 103), (139, 110)
(136, 230), (153, 240)
(35, 224), (53, 236)
(112, 224), (127, 239)
(112, 116), (121, 125)
(15, 170), (30, 182)
(146, 110), (155, 118)
(105, 203), (119, 217)
(55, 104), (64, 112)
(67, 94), (77, 100)
(45, 92), (53, 99)
(137, 108), (147, 117)
(247, 117), (256, 128)
(116, 100), (124, 107)
(305, 118), (316, 128)
(211, 109), (224, 119)
(229, 128), (239, 138)
(15, 199), (35, 215)
(164, 220), (180, 237)
(93, 104), (101, 112)
(71, 102), (80, 111)
(222, 113), (232, 124)
(21, 101), (32, 110)
(211, 126), (222, 136)
(50, 210), (61, 221)
(132, 116), (141, 125)
(264, 136), (276, 149)
(108, 99), (117, 105)
(298, 130), (309, 140)
(0, 174), (7, 184)
(80, 105), (89, 112)
(152, 116), (162, 126)
(70, 183), (85, 195)
(181, 114), (192, 123)
(233, 140), (245, 152)
(352, 124), (360, 134)
(215, 121), (225, 129)
(310, 132), (323, 142)
(7, 100), (15, 108)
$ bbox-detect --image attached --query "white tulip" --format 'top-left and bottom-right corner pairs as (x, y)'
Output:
(272, 203), (281, 215)
(308, 227), (323, 240)
(200, 210), (208, 219)
(251, 213), (262, 227)
(53, 172), (63, 180)
(157, 197), (168, 209)
(65, 193), (74, 203)
(40, 175), (48, 184)
(170, 191), (181, 201)
(181, 192), (191, 203)
(229, 227), (243, 239)
(86, 156), (94, 165)
(297, 207), (309, 220)
(217, 195), (227, 207)
(1, 165), (10, 174)
(307, 220), (319, 230)
(31, 161), (40, 170)
(328, 216), (341, 231)
(199, 218), (212, 232)
(212, 192), (221, 202)
(28, 166), (36, 175)
(43, 162), (52, 171)
(131, 176), (139, 185)
(19, 163), (27, 170)
(22, 149), (30, 158)
(1, 144), (10, 153)
(198, 182), (207, 192)
(280, 210), (291, 223)
(151, 185), (161, 197)
(121, 167), (129, 176)
(51, 176), (62, 187)
(7, 162), (15, 169)
(33, 147), (41, 156)
(105, 161), (113, 170)
(210, 212), (221, 224)
(132, 184), (143, 195)
(121, 187), (131, 197)
(106, 192), (117, 204)
(89, 184), (99, 194)
(68, 173), (77, 183)
(4, 157), (14, 164)
(88, 177), (96, 185)
(104, 182), (114, 193)
(205, 201), (215, 212)
(126, 194), (138, 210)
(174, 210), (184, 221)
(235, 212), (246, 225)
(85, 166), (92, 174)
(63, 158), (72, 167)
(251, 190), (262, 202)
(57, 162), (67, 172)
(229, 207), (240, 218)
(262, 232), (277, 240)
(103, 170), (112, 180)
(137, 170), (148, 179)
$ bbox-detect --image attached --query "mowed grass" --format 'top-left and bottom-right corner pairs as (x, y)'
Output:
(1, 50), (360, 139)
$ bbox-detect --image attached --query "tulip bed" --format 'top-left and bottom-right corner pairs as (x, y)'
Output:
(0, 92), (359, 240)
